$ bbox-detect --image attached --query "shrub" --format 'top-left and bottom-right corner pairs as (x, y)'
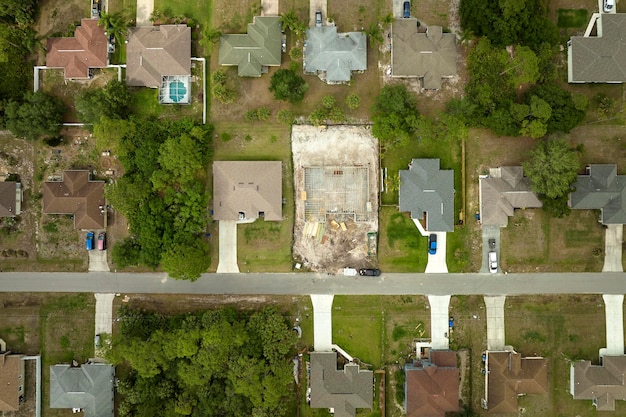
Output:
(346, 93), (360, 110)
(276, 109), (294, 125)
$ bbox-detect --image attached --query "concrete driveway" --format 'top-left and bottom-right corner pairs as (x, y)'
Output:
(261, 0), (279, 16)
(481, 226), (501, 274)
(136, 0), (154, 26)
(425, 232), (448, 273)
(603, 224), (623, 272)
(88, 250), (110, 272)
(311, 294), (334, 351)
(217, 221), (239, 273)
(309, 0), (327, 27)
(95, 293), (115, 335)
(393, 0), (407, 18)
(602, 294), (624, 355)
(484, 296), (506, 350)
(428, 295), (450, 350)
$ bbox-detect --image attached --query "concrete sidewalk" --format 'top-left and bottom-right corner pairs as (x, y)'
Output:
(311, 294), (334, 351)
(428, 295), (451, 349)
(484, 296), (506, 350)
(217, 221), (239, 273)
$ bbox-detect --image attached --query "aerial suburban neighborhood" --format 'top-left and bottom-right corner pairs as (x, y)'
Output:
(1, 0), (626, 416)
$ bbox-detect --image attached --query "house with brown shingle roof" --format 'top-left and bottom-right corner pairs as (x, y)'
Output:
(0, 350), (25, 411)
(392, 20), (457, 89)
(0, 182), (21, 217)
(570, 355), (626, 411)
(126, 25), (191, 88)
(212, 161), (282, 221)
(310, 352), (373, 417)
(485, 350), (548, 413)
(479, 167), (542, 227)
(43, 170), (105, 230)
(46, 19), (108, 79)
(404, 350), (460, 417)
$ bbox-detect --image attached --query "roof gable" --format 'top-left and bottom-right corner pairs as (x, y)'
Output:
(126, 25), (191, 87)
(480, 167), (542, 227)
(392, 20), (457, 89)
(218, 16), (282, 77)
(50, 364), (114, 417)
(310, 352), (373, 417)
(46, 19), (108, 79)
(569, 14), (626, 83)
(213, 161), (283, 221)
(399, 159), (455, 232)
(42, 170), (105, 229)
(0, 353), (24, 411)
(304, 27), (367, 83)
(570, 164), (626, 224)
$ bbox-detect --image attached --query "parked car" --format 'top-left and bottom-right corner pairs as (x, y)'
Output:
(403, 1), (411, 18)
(488, 251), (498, 273)
(343, 267), (358, 276)
(85, 231), (94, 251)
(428, 234), (437, 255)
(97, 232), (106, 251)
(359, 268), (381, 276)
(604, 0), (615, 12)
(315, 11), (322, 27)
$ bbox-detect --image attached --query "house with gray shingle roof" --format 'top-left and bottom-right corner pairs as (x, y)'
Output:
(568, 13), (626, 83)
(310, 352), (373, 417)
(0, 182), (21, 217)
(126, 25), (191, 88)
(479, 167), (542, 227)
(304, 26), (367, 84)
(219, 16), (282, 77)
(399, 159), (455, 232)
(213, 161), (282, 221)
(570, 164), (626, 224)
(392, 21), (457, 89)
(50, 363), (114, 417)
(405, 350), (459, 417)
(570, 356), (626, 411)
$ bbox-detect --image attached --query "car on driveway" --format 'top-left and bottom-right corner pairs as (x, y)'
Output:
(403, 1), (411, 18)
(488, 251), (498, 273)
(97, 232), (106, 250)
(315, 11), (322, 27)
(359, 268), (381, 276)
(604, 0), (615, 13)
(489, 238), (495, 250)
(86, 232), (94, 251)
(428, 234), (437, 255)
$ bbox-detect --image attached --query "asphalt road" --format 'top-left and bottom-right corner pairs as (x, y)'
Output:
(1, 272), (625, 295)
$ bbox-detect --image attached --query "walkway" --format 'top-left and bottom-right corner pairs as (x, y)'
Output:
(428, 295), (450, 349)
(484, 296), (506, 350)
(136, 0), (154, 26)
(603, 224), (623, 272)
(216, 221), (239, 273)
(311, 294), (334, 351)
(602, 294), (624, 356)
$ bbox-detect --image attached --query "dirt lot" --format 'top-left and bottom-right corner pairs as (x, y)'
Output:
(291, 125), (379, 272)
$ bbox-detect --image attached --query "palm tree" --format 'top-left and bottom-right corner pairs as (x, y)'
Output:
(98, 11), (132, 44)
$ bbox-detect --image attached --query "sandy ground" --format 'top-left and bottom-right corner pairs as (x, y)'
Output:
(291, 125), (379, 272)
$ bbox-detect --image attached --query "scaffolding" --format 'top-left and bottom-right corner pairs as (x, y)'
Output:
(303, 166), (370, 223)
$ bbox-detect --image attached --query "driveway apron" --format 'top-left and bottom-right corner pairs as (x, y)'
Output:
(425, 232), (448, 273)
(217, 221), (240, 273)
(603, 294), (624, 355)
(428, 295), (451, 349)
(603, 224), (623, 272)
(484, 296), (506, 350)
(311, 294), (334, 351)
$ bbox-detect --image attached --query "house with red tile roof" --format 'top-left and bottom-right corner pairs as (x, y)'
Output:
(404, 350), (460, 417)
(46, 19), (108, 79)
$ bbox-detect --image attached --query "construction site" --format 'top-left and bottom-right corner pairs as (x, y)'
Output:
(291, 125), (379, 272)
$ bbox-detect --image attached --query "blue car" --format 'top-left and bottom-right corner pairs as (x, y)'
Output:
(85, 231), (95, 251)
(403, 1), (411, 18)
(428, 234), (437, 255)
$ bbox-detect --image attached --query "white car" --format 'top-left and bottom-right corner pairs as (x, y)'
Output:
(488, 251), (498, 273)
(604, 0), (615, 13)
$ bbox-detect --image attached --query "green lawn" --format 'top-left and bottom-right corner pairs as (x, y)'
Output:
(378, 208), (425, 272)
(557, 9), (588, 28)
(107, 0), (137, 19)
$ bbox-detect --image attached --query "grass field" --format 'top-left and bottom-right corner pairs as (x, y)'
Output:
(557, 9), (588, 28)
(378, 209), (425, 272)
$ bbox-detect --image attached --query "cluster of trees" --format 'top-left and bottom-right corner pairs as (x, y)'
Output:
(2, 91), (65, 140)
(211, 70), (236, 104)
(76, 80), (131, 124)
(97, 117), (213, 280)
(269, 69), (308, 103)
(107, 306), (297, 417)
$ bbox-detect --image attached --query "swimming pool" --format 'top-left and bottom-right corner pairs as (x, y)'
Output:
(159, 75), (191, 104)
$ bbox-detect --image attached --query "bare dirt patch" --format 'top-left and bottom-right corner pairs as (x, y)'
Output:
(291, 125), (379, 272)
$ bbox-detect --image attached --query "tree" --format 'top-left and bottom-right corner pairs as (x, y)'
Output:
(371, 84), (419, 149)
(76, 80), (131, 124)
(98, 11), (131, 44)
(257, 106), (270, 121)
(526, 83), (587, 134)
(280, 11), (307, 37)
(346, 93), (360, 110)
(0, 0), (36, 25)
(523, 137), (581, 199)
(111, 237), (142, 268)
(321, 95), (335, 109)
(4, 91), (65, 140)
(269, 69), (308, 103)
(161, 239), (210, 281)
(200, 26), (221, 54)
(276, 109), (294, 125)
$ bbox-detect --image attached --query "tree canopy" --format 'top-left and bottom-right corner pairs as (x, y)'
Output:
(107, 307), (297, 417)
(269, 69), (308, 103)
(3, 91), (65, 140)
(523, 138), (581, 216)
(371, 84), (419, 150)
(75, 80), (131, 124)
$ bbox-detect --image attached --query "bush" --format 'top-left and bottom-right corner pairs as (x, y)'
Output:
(346, 93), (360, 110)
(269, 69), (308, 103)
(289, 47), (302, 60)
(257, 106), (271, 121)
(245, 110), (258, 121)
(321, 95), (336, 109)
(276, 109), (294, 125)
